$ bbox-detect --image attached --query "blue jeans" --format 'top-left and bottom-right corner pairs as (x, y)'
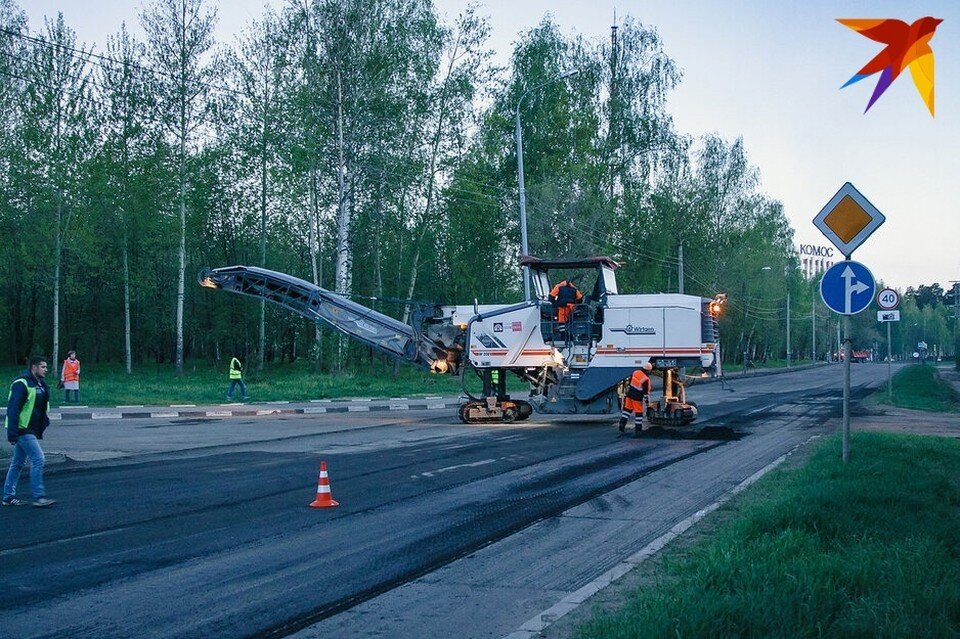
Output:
(3, 434), (45, 500)
(226, 379), (247, 400)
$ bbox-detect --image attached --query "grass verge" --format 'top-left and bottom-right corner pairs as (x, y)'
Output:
(575, 432), (960, 639)
(0, 359), (498, 407)
(874, 364), (960, 413)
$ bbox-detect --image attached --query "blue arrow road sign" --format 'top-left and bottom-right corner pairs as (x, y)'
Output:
(820, 260), (875, 315)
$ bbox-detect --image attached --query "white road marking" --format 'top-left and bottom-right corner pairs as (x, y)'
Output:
(412, 458), (499, 479)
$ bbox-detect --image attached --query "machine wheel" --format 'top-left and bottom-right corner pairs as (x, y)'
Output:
(516, 400), (534, 420)
(458, 403), (472, 423)
(502, 407), (517, 423)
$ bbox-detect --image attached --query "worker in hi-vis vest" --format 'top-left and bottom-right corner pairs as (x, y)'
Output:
(226, 354), (248, 401)
(619, 362), (653, 436)
(3, 356), (56, 507)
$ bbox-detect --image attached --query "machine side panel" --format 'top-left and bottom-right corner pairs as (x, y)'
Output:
(468, 306), (556, 368)
(592, 295), (714, 368)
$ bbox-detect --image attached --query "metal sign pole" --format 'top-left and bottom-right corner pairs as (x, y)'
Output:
(843, 314), (851, 463)
(887, 321), (892, 402)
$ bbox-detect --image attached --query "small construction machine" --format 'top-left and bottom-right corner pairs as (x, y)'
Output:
(199, 256), (724, 426)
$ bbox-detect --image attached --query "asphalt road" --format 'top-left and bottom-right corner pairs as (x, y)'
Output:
(0, 364), (890, 639)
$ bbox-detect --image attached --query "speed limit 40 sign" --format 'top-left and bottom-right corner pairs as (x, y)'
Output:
(877, 288), (900, 310)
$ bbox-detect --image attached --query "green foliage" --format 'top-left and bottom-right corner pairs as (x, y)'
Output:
(881, 364), (960, 413)
(576, 433), (960, 639)
(0, 1), (845, 377)
(0, 360), (464, 407)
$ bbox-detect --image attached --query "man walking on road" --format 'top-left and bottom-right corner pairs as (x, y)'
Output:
(226, 354), (248, 401)
(619, 362), (653, 437)
(3, 356), (56, 507)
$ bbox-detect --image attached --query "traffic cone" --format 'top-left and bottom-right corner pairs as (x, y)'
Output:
(309, 461), (339, 508)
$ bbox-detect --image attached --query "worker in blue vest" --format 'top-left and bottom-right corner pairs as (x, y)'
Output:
(3, 356), (56, 507)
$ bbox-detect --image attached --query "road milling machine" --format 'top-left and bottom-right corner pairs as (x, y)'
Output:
(199, 256), (725, 427)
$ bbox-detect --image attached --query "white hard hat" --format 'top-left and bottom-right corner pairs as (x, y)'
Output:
(642, 362), (653, 372)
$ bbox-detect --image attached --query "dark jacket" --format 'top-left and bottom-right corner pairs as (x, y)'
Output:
(5, 371), (50, 442)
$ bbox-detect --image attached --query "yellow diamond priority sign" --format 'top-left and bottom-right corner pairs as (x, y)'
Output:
(813, 182), (885, 258)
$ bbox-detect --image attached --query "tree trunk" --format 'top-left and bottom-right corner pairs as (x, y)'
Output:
(123, 228), (132, 375)
(399, 41), (458, 326)
(52, 191), (62, 378)
(175, 135), (186, 374)
(258, 95), (268, 372)
(309, 161), (322, 363)
(174, 0), (188, 375)
(333, 69), (351, 371)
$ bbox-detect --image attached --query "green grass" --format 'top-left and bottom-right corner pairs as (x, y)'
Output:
(879, 364), (960, 413)
(732, 357), (818, 373)
(575, 432), (960, 639)
(0, 359), (483, 407)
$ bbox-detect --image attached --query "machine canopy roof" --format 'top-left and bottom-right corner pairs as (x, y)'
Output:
(519, 256), (621, 271)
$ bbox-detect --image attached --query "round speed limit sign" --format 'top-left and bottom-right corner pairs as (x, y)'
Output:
(877, 288), (900, 310)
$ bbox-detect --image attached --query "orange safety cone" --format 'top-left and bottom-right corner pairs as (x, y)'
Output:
(309, 461), (339, 508)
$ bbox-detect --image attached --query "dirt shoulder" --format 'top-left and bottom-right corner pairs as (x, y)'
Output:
(855, 367), (960, 439)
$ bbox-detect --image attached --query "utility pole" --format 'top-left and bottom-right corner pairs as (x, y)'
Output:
(786, 286), (791, 367)
(812, 283), (817, 361)
(515, 109), (530, 300)
(836, 320), (841, 362)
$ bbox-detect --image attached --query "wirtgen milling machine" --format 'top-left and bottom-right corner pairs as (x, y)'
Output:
(199, 256), (725, 426)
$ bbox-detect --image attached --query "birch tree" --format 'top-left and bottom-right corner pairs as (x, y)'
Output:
(235, 11), (283, 371)
(21, 14), (93, 376)
(141, 0), (216, 374)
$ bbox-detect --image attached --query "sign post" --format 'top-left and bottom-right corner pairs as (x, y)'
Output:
(814, 183), (885, 463)
(876, 288), (900, 401)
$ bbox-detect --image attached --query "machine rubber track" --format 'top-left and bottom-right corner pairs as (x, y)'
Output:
(458, 400), (534, 424)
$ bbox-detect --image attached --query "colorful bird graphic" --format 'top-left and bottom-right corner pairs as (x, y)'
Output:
(837, 17), (943, 116)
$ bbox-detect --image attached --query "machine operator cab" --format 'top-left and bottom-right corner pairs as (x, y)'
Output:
(520, 255), (620, 347)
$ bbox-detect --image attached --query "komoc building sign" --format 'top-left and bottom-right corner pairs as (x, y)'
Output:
(798, 243), (836, 278)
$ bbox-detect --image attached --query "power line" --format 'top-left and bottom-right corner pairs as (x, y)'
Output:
(0, 25), (247, 98)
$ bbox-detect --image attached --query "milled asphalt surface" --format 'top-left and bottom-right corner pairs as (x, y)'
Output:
(0, 364), (891, 638)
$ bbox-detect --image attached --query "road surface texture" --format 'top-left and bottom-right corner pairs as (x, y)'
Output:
(0, 364), (888, 638)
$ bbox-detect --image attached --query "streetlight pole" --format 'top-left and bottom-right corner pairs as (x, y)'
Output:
(515, 69), (580, 300)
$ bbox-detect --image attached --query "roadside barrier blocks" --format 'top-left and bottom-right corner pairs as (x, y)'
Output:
(309, 461), (339, 509)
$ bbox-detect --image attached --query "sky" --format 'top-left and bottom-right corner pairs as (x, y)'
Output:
(20, 0), (960, 291)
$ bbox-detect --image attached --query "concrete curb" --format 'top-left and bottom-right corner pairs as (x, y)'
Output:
(1, 399), (461, 423)
(0, 364), (840, 423)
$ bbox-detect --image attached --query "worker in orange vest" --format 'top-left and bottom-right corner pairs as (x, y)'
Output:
(619, 362), (652, 436)
(549, 278), (583, 323)
(60, 351), (81, 403)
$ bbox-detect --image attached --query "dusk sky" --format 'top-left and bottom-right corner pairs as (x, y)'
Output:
(23, 0), (960, 290)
